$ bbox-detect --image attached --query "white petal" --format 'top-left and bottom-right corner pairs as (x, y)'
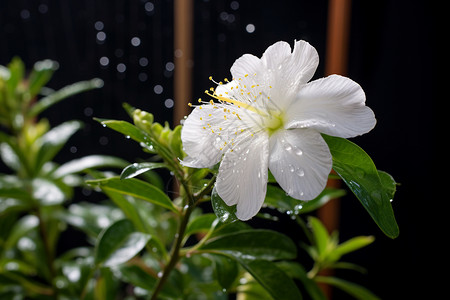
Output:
(285, 75), (376, 138)
(261, 41), (319, 111)
(261, 41), (292, 71)
(216, 132), (269, 220)
(281, 40), (319, 88)
(180, 106), (226, 168)
(269, 129), (332, 200)
(230, 54), (263, 80)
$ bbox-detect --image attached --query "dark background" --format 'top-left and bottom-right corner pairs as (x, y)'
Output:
(0, 0), (438, 299)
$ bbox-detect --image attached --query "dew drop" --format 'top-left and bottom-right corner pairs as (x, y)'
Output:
(236, 184), (240, 188)
(289, 164), (295, 172)
(296, 168), (305, 177)
(283, 143), (292, 151)
(294, 147), (303, 156)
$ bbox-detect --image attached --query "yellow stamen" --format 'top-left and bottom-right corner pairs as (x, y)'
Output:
(205, 90), (264, 115)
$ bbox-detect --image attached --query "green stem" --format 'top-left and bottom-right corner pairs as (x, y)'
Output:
(150, 203), (194, 300)
(35, 208), (58, 298)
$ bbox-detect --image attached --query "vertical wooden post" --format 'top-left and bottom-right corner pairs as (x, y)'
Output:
(320, 0), (352, 240)
(172, 0), (193, 197)
(173, 0), (193, 125)
(318, 0), (352, 298)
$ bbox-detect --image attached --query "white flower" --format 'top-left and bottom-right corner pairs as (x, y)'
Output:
(181, 40), (376, 220)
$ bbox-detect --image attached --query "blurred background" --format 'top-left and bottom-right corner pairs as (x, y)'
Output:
(0, 0), (437, 299)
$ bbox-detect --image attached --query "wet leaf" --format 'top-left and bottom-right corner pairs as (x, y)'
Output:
(322, 134), (399, 238)
(94, 219), (151, 267)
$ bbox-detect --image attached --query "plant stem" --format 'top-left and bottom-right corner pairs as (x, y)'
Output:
(35, 208), (58, 298)
(150, 203), (194, 300)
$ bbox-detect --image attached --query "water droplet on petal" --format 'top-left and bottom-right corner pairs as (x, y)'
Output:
(289, 164), (295, 172)
(294, 147), (303, 156)
(296, 168), (305, 177)
(283, 143), (292, 151)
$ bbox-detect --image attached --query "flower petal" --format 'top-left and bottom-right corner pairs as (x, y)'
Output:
(285, 75), (376, 138)
(230, 54), (263, 80)
(261, 41), (292, 71)
(269, 128), (332, 200)
(216, 132), (269, 220)
(281, 40), (319, 88)
(181, 106), (226, 168)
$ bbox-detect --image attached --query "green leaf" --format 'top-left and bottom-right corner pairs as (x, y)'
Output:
(63, 202), (124, 238)
(53, 155), (128, 178)
(3, 215), (39, 251)
(0, 132), (32, 174)
(185, 213), (218, 238)
(97, 188), (169, 259)
(211, 186), (238, 224)
(87, 177), (178, 213)
(329, 236), (375, 262)
(94, 267), (120, 300)
(308, 216), (330, 258)
(276, 261), (327, 300)
(315, 276), (380, 300)
(0, 143), (20, 171)
(28, 78), (103, 117)
(168, 124), (184, 159)
(35, 120), (82, 171)
(120, 162), (166, 180)
(31, 177), (67, 205)
(94, 219), (151, 267)
(206, 253), (239, 290)
(201, 229), (297, 261)
(322, 134), (399, 238)
(378, 170), (397, 200)
(95, 119), (155, 152)
(237, 258), (303, 300)
(264, 185), (345, 215)
(28, 59), (59, 99)
(5, 57), (24, 94)
(0, 272), (53, 296)
(119, 264), (179, 297)
(0, 175), (31, 206)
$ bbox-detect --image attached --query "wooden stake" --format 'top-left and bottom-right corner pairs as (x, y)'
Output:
(318, 0), (352, 298)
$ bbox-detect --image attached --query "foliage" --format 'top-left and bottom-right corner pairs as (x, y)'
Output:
(0, 58), (127, 299)
(0, 58), (398, 299)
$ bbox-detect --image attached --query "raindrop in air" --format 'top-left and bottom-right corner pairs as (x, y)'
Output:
(116, 63), (126, 73)
(131, 37), (141, 47)
(94, 21), (104, 31)
(246, 24), (255, 33)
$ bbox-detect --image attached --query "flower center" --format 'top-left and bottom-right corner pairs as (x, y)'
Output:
(265, 113), (284, 136)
